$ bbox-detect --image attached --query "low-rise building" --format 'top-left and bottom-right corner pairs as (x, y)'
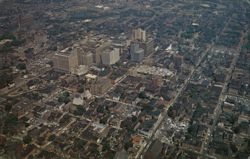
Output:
(90, 78), (112, 95)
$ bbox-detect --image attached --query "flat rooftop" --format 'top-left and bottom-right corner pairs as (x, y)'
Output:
(136, 65), (174, 77)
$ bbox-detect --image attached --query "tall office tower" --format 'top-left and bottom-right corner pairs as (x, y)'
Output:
(101, 48), (120, 65)
(130, 43), (144, 62)
(53, 48), (78, 73)
(131, 48), (144, 62)
(131, 28), (155, 58)
(130, 42), (140, 53)
(140, 38), (155, 55)
(132, 28), (146, 42)
(130, 40), (155, 57)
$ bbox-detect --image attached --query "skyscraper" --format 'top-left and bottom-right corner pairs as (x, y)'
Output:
(130, 28), (155, 62)
(130, 43), (144, 62)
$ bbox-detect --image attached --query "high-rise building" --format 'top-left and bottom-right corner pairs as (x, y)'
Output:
(132, 49), (144, 62)
(53, 48), (78, 73)
(53, 39), (114, 72)
(130, 42), (140, 53)
(131, 39), (154, 56)
(132, 28), (146, 42)
(81, 52), (93, 66)
(74, 46), (93, 66)
(94, 41), (111, 64)
(141, 38), (155, 56)
(130, 28), (155, 62)
(130, 43), (144, 62)
(101, 48), (120, 65)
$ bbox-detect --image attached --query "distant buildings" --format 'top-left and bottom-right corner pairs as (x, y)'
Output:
(130, 28), (155, 62)
(53, 39), (121, 73)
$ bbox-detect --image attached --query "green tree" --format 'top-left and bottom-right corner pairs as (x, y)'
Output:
(25, 122), (30, 128)
(4, 104), (12, 112)
(0, 44), (13, 53)
(124, 140), (133, 151)
(77, 85), (85, 93)
(102, 142), (110, 151)
(167, 107), (174, 118)
(233, 125), (240, 134)
(74, 105), (85, 116)
(48, 134), (56, 141)
(23, 135), (32, 144)
(5, 113), (18, 126)
(58, 91), (70, 103)
(76, 139), (86, 149)
(132, 116), (137, 122)
(138, 91), (147, 99)
(16, 63), (26, 70)
(0, 74), (13, 89)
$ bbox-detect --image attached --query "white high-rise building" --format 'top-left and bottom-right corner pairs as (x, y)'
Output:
(81, 52), (93, 66)
(101, 48), (120, 65)
(132, 28), (146, 42)
(53, 48), (78, 73)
